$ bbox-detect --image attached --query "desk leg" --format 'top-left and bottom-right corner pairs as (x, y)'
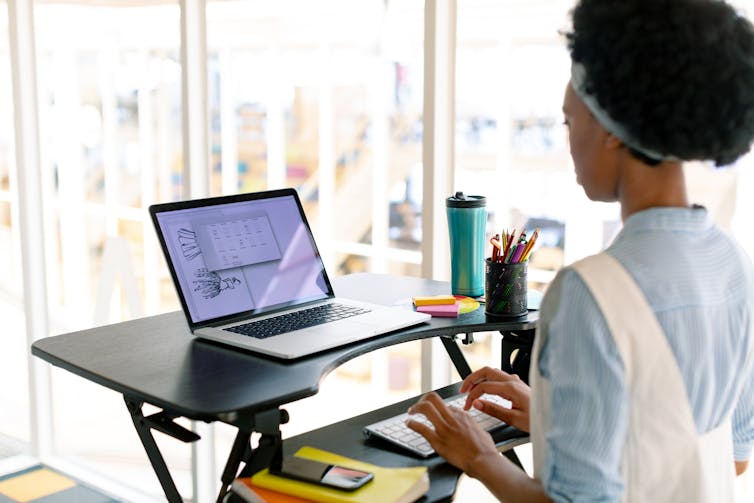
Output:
(499, 329), (535, 384)
(217, 429), (252, 503)
(503, 448), (524, 471)
(124, 398), (183, 503)
(237, 408), (288, 477)
(440, 336), (472, 379)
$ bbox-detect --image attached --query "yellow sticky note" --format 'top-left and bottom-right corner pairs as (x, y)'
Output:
(0, 468), (76, 502)
(412, 295), (457, 306)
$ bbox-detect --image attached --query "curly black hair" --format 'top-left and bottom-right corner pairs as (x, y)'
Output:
(566, 0), (754, 166)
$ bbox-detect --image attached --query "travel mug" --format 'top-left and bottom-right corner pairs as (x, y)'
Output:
(446, 192), (486, 297)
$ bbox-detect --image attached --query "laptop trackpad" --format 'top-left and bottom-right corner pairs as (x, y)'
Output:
(294, 324), (367, 349)
(345, 310), (392, 328)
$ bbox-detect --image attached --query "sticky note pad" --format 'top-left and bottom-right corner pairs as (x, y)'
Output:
(412, 295), (457, 306)
(456, 296), (481, 314)
(417, 302), (460, 317)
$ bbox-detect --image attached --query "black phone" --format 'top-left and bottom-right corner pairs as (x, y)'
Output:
(270, 456), (374, 491)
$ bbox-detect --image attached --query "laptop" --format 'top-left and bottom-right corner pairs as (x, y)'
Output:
(149, 188), (431, 359)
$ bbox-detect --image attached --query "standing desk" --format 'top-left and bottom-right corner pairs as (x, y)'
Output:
(31, 273), (537, 502)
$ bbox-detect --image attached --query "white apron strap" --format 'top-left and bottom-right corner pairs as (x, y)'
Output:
(530, 253), (735, 502)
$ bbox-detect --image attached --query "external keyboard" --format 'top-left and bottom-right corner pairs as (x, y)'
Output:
(225, 303), (370, 339)
(363, 392), (511, 457)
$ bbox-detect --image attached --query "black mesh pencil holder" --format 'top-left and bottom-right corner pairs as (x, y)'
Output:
(485, 259), (527, 318)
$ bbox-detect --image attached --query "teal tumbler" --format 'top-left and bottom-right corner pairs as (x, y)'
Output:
(446, 192), (486, 297)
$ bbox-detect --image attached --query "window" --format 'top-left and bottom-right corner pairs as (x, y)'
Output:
(2, 0), (753, 500)
(34, 1), (186, 499)
(204, 0), (429, 480)
(206, 0), (425, 277)
(0, 0), (31, 459)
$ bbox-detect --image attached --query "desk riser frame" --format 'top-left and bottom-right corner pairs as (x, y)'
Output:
(122, 334), (493, 502)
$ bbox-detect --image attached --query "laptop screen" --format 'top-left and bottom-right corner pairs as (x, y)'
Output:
(151, 191), (332, 326)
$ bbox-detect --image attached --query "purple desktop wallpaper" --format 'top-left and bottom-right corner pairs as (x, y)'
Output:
(155, 195), (329, 323)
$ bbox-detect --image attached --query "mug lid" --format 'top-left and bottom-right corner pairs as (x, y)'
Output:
(446, 191), (486, 208)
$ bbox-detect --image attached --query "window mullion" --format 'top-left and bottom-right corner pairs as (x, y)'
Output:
(181, 1), (216, 501)
(420, 0), (457, 393)
(265, 47), (286, 191)
(8, 0), (53, 459)
(219, 46), (239, 196)
(317, 44), (335, 271)
(370, 58), (390, 274)
(180, 0), (209, 199)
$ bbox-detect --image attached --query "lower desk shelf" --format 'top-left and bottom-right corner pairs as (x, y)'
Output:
(276, 382), (529, 503)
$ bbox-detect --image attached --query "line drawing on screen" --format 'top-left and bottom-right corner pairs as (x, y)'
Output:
(178, 228), (201, 261)
(193, 268), (242, 299)
(167, 221), (256, 321)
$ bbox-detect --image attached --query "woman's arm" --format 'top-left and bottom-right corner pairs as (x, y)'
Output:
(735, 460), (748, 476)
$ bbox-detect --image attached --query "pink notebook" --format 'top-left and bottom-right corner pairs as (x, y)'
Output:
(416, 302), (460, 318)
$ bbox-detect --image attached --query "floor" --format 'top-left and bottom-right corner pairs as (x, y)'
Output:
(0, 466), (120, 503)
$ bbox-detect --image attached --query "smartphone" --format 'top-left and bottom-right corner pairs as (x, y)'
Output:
(270, 456), (374, 491)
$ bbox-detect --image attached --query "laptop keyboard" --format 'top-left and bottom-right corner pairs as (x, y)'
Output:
(225, 303), (370, 339)
(363, 392), (511, 457)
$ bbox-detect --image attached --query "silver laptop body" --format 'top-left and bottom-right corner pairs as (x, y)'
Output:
(149, 188), (430, 359)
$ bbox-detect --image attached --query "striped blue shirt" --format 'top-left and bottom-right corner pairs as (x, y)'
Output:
(537, 206), (754, 502)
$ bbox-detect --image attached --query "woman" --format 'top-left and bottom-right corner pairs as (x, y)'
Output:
(407, 0), (754, 501)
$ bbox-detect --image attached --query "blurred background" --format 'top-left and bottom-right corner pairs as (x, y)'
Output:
(1, 0), (752, 501)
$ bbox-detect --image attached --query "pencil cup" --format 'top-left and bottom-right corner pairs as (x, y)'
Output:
(485, 258), (528, 318)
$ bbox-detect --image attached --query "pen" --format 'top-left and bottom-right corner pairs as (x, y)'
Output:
(502, 227), (516, 262)
(504, 243), (518, 263)
(521, 228), (540, 262)
(490, 235), (501, 261)
(510, 242), (526, 263)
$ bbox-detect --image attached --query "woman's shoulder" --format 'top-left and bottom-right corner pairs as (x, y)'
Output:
(539, 263), (604, 331)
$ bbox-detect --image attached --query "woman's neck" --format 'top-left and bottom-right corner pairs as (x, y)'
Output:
(617, 157), (689, 222)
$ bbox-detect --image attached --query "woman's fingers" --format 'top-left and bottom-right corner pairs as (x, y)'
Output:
(460, 366), (521, 394)
(471, 397), (530, 432)
(407, 382), (531, 439)
(406, 392), (453, 432)
(405, 413), (439, 444)
(463, 380), (529, 409)
(460, 380), (532, 432)
(406, 393), (499, 471)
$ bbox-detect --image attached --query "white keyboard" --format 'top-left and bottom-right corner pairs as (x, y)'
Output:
(363, 392), (511, 457)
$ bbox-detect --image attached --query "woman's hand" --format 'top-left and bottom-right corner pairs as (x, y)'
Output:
(406, 385), (551, 502)
(405, 392), (501, 477)
(460, 366), (532, 433)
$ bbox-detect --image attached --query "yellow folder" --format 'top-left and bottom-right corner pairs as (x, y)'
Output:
(248, 446), (429, 503)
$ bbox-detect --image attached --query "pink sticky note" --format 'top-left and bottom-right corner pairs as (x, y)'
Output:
(417, 302), (460, 318)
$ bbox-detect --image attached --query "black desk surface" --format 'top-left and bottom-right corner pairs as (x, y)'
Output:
(32, 273), (536, 502)
(31, 273), (537, 423)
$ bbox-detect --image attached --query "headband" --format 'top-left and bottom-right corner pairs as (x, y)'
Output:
(570, 62), (678, 162)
